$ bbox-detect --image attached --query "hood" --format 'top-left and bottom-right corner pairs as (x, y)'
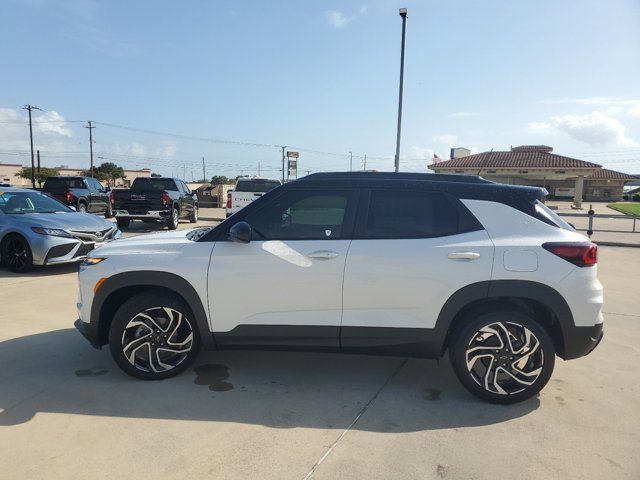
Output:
(90, 228), (193, 256)
(8, 212), (114, 231)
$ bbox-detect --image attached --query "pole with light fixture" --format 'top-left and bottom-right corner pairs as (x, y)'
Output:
(394, 7), (408, 173)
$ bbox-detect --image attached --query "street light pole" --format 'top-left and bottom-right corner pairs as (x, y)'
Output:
(394, 8), (408, 173)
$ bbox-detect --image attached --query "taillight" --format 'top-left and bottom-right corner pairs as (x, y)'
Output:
(109, 190), (115, 204)
(65, 190), (74, 203)
(162, 191), (170, 206)
(542, 242), (597, 267)
(226, 192), (232, 209)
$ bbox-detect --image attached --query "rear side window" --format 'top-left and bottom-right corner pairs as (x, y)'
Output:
(535, 200), (576, 231)
(362, 190), (479, 239)
(43, 177), (86, 189)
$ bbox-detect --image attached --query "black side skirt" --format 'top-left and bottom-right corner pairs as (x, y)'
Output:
(213, 325), (443, 358)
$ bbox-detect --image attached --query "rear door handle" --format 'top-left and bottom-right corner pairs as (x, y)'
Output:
(307, 250), (339, 260)
(447, 251), (481, 260)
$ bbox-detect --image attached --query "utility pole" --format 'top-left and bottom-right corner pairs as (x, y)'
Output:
(182, 163), (186, 180)
(363, 154), (367, 171)
(202, 157), (206, 182)
(36, 150), (41, 187)
(394, 8), (408, 173)
(85, 121), (95, 177)
(349, 151), (353, 171)
(257, 162), (261, 176)
(22, 105), (41, 188)
(280, 146), (287, 183)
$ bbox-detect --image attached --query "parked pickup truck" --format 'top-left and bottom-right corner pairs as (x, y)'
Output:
(42, 176), (112, 217)
(111, 177), (198, 230)
(225, 177), (281, 217)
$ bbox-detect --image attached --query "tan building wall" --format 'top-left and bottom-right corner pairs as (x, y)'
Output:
(0, 163), (152, 187)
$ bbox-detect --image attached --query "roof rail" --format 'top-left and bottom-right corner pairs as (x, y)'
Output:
(300, 171), (492, 184)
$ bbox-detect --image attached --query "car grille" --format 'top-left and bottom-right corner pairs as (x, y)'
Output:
(75, 243), (95, 257)
(70, 227), (115, 242)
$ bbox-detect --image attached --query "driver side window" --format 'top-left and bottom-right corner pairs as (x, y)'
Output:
(245, 190), (353, 240)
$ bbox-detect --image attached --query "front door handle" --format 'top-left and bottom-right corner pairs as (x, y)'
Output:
(447, 251), (481, 260)
(307, 250), (339, 260)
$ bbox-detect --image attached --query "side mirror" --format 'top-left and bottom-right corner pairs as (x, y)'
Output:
(228, 221), (252, 243)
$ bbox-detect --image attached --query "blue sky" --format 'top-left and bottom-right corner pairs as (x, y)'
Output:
(1, 0), (639, 178)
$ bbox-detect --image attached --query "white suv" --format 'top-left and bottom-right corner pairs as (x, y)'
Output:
(75, 172), (603, 404)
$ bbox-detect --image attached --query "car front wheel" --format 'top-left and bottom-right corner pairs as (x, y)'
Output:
(1, 235), (34, 273)
(449, 309), (555, 404)
(108, 292), (201, 380)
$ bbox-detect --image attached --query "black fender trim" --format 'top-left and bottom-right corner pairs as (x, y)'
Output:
(87, 271), (215, 350)
(434, 280), (579, 359)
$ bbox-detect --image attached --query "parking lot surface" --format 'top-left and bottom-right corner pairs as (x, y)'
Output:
(1, 234), (639, 479)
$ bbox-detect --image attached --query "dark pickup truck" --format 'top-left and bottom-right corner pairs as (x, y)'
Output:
(42, 176), (112, 217)
(111, 177), (198, 229)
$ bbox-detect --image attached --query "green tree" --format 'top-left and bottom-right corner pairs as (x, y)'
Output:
(82, 163), (127, 186)
(151, 172), (162, 177)
(15, 166), (60, 187)
(210, 175), (234, 185)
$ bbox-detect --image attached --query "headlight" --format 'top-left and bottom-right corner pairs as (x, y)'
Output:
(31, 226), (73, 238)
(82, 257), (107, 266)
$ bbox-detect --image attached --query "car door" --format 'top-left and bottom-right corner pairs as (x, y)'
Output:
(88, 178), (107, 213)
(208, 187), (358, 349)
(341, 188), (494, 353)
(177, 180), (192, 217)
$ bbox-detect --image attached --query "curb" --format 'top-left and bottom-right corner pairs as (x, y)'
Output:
(596, 241), (640, 248)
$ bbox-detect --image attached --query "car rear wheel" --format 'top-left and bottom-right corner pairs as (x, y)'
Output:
(189, 205), (198, 223)
(449, 309), (555, 404)
(1, 235), (34, 273)
(167, 208), (179, 230)
(108, 292), (201, 380)
(116, 218), (130, 229)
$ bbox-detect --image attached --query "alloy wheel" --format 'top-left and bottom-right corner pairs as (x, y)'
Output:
(5, 238), (29, 271)
(465, 321), (544, 395)
(121, 307), (194, 373)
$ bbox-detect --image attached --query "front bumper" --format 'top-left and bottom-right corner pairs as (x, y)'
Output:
(74, 318), (102, 349)
(562, 323), (604, 360)
(37, 228), (121, 265)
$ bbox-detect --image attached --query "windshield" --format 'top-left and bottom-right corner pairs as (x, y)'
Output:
(0, 191), (72, 214)
(535, 200), (575, 231)
(43, 177), (86, 189)
(235, 179), (281, 193)
(131, 178), (177, 191)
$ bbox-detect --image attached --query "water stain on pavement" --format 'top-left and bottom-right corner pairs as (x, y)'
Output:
(75, 366), (109, 377)
(193, 364), (234, 392)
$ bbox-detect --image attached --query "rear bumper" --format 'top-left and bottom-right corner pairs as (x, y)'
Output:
(114, 210), (170, 220)
(561, 323), (603, 360)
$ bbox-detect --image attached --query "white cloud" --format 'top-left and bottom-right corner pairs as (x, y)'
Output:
(538, 97), (640, 117)
(33, 111), (73, 137)
(326, 10), (348, 28)
(0, 107), (75, 155)
(326, 6), (368, 29)
(432, 134), (458, 145)
(527, 111), (638, 147)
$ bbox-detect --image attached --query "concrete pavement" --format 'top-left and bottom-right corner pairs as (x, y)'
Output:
(0, 247), (639, 479)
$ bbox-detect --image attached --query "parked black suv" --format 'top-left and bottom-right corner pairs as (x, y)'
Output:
(111, 177), (198, 230)
(42, 176), (112, 217)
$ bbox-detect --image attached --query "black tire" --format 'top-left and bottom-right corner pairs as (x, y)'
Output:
(116, 218), (130, 229)
(167, 207), (179, 230)
(449, 308), (555, 404)
(189, 205), (198, 223)
(108, 292), (201, 380)
(77, 201), (87, 213)
(105, 203), (114, 218)
(1, 234), (34, 273)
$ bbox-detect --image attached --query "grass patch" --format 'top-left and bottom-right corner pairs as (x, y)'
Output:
(608, 202), (640, 216)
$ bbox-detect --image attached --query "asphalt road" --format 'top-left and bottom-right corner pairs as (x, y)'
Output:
(0, 237), (638, 479)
